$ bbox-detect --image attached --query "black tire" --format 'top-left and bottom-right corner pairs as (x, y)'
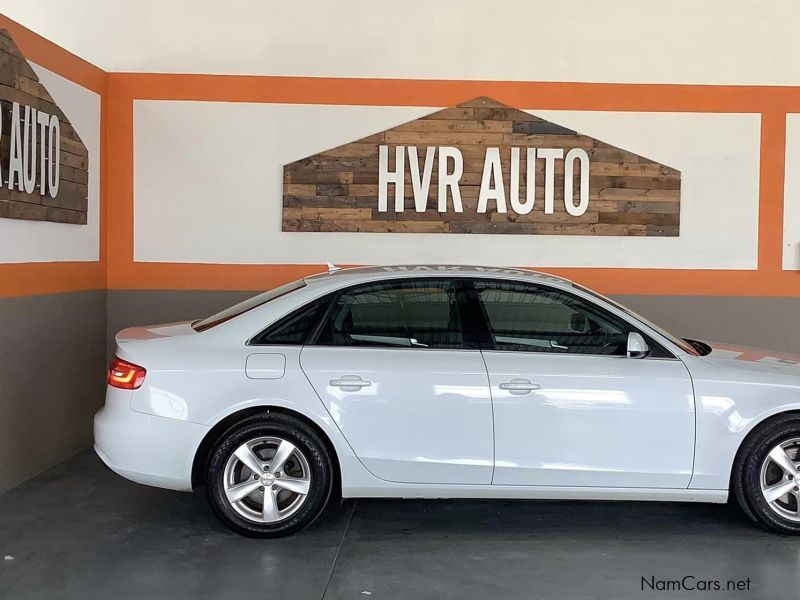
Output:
(732, 414), (800, 534)
(205, 412), (333, 538)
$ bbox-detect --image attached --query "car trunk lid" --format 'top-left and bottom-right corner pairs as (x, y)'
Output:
(115, 320), (197, 344)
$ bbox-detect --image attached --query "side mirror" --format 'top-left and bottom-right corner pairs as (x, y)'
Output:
(626, 332), (650, 359)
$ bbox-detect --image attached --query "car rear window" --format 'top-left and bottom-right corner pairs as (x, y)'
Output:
(192, 280), (306, 332)
(249, 295), (332, 345)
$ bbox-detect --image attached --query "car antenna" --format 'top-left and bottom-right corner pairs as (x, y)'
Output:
(326, 262), (342, 273)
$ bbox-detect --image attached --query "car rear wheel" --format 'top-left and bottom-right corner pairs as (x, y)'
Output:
(734, 414), (800, 534)
(205, 413), (333, 537)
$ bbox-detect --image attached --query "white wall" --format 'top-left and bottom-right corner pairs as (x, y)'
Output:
(0, 62), (100, 263)
(133, 100), (760, 269)
(784, 115), (800, 270)
(2, 0), (800, 85)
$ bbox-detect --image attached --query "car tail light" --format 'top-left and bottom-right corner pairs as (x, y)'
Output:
(108, 357), (146, 390)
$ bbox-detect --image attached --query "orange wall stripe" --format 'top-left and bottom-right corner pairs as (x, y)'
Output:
(758, 111), (787, 272)
(98, 91), (108, 287)
(110, 263), (325, 293)
(0, 15), (105, 94)
(0, 262), (105, 298)
(113, 72), (800, 113)
(104, 80), (133, 291)
(547, 268), (795, 297)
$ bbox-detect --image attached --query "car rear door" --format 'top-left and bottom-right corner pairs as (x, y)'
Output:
(300, 277), (494, 485)
(471, 279), (695, 489)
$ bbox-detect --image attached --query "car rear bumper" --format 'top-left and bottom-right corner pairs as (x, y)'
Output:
(93, 387), (210, 492)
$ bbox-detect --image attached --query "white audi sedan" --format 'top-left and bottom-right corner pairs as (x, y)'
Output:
(95, 265), (800, 537)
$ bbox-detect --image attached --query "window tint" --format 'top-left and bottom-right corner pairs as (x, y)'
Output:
(316, 279), (463, 349)
(573, 283), (699, 356)
(250, 295), (331, 345)
(475, 280), (629, 355)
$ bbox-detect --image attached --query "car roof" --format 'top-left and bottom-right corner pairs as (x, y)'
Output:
(303, 264), (574, 288)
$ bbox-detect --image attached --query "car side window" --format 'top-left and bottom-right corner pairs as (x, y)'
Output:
(474, 280), (629, 356)
(250, 296), (331, 345)
(315, 279), (463, 349)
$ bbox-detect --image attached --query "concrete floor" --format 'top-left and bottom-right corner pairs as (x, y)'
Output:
(1, 452), (798, 600)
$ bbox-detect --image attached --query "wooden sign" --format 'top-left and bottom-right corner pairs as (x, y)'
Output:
(283, 97), (680, 236)
(0, 28), (89, 225)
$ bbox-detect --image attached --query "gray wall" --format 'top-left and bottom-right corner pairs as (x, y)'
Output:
(616, 295), (800, 354)
(0, 290), (106, 494)
(108, 290), (800, 355)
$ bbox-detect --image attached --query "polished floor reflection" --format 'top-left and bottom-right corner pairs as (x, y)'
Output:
(1, 451), (797, 600)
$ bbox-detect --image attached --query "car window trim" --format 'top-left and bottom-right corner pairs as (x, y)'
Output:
(469, 278), (676, 360)
(306, 288), (344, 346)
(459, 278), (494, 349)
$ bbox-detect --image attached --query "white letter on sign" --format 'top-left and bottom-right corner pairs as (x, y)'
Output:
(37, 110), (50, 195)
(22, 106), (37, 194)
(564, 148), (590, 216)
(48, 114), (60, 198)
(537, 148), (564, 214)
(408, 146), (435, 212)
(510, 147), (536, 215)
(478, 147), (507, 214)
(378, 145), (405, 212)
(8, 102), (23, 191)
(438, 146), (463, 213)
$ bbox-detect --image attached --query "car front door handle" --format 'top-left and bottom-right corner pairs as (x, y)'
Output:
(499, 378), (541, 395)
(329, 375), (372, 390)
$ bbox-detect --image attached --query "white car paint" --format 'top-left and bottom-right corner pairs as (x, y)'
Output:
(483, 351), (695, 488)
(94, 265), (800, 504)
(301, 346), (494, 485)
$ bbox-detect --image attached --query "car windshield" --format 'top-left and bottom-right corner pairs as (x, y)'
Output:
(572, 283), (701, 356)
(192, 280), (306, 332)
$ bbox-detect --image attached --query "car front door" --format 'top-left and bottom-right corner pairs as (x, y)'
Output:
(472, 279), (695, 489)
(300, 277), (494, 485)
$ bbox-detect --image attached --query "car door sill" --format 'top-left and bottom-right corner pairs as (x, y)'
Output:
(342, 484), (727, 503)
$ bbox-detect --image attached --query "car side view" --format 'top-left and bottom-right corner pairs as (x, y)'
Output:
(95, 265), (800, 537)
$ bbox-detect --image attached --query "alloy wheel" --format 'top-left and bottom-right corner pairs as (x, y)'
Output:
(759, 437), (800, 522)
(222, 436), (312, 523)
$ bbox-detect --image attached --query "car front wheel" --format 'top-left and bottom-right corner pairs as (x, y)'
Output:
(205, 413), (333, 537)
(734, 414), (800, 534)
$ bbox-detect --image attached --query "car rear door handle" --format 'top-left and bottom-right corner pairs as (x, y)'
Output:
(499, 378), (541, 394)
(329, 375), (372, 390)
